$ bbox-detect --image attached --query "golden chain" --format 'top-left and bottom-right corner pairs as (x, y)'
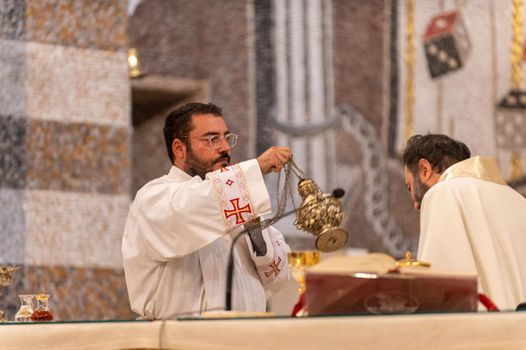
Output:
(511, 0), (524, 89)
(273, 161), (293, 223)
(404, 0), (416, 141)
(268, 159), (317, 229)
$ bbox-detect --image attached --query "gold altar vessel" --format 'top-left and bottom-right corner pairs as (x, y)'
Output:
(395, 251), (431, 268)
(0, 265), (21, 322)
(288, 251), (321, 295)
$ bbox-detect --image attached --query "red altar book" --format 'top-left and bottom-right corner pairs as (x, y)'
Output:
(304, 254), (478, 316)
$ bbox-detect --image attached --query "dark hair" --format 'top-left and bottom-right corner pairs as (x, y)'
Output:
(163, 102), (223, 163)
(402, 134), (471, 174)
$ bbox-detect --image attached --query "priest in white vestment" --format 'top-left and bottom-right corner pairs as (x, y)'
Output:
(403, 134), (526, 311)
(122, 103), (292, 319)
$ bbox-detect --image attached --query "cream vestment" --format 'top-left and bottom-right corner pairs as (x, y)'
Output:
(122, 159), (290, 319)
(418, 156), (526, 310)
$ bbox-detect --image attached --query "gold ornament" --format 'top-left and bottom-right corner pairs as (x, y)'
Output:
(0, 265), (21, 322)
(295, 178), (349, 252)
(395, 251), (431, 268)
(0, 266), (21, 287)
(269, 159), (349, 253)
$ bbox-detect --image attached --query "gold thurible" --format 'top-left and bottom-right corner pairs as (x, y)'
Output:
(295, 179), (349, 252)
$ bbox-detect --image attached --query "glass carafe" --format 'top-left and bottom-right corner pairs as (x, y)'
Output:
(31, 291), (53, 321)
(15, 295), (35, 322)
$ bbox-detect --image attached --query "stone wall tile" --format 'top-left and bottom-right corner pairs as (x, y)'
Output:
(0, 115), (26, 189)
(0, 40), (25, 117)
(0, 0), (26, 40)
(333, 0), (386, 130)
(26, 42), (130, 127)
(26, 0), (127, 51)
(26, 120), (129, 194)
(0, 189), (25, 265)
(25, 190), (129, 269)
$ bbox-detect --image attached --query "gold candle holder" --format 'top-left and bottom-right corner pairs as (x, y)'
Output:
(0, 266), (20, 287)
(128, 48), (141, 78)
(288, 251), (321, 294)
(0, 266), (21, 322)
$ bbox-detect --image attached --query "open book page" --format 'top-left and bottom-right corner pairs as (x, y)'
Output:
(309, 253), (396, 274)
(309, 253), (476, 278)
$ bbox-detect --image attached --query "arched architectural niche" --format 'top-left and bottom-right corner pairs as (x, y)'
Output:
(131, 76), (209, 195)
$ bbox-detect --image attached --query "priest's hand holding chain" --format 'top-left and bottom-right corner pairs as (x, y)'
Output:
(257, 146), (292, 174)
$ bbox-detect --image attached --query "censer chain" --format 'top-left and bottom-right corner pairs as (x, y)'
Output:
(262, 158), (318, 229)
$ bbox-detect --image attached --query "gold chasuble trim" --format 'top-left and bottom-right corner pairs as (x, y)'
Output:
(439, 156), (506, 185)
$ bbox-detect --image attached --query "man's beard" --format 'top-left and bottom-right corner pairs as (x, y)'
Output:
(413, 174), (430, 209)
(184, 146), (231, 179)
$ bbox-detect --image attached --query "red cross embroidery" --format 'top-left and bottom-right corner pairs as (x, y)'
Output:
(264, 256), (282, 278)
(224, 198), (252, 224)
(225, 179), (234, 186)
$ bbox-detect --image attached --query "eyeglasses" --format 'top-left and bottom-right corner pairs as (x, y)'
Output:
(182, 133), (238, 149)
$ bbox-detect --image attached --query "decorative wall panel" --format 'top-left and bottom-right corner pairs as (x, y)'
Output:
(0, 0), (132, 321)
(0, 115), (26, 189)
(26, 42), (130, 127)
(0, 189), (25, 265)
(26, 120), (129, 194)
(0, 0), (26, 41)
(26, 0), (127, 51)
(25, 190), (129, 269)
(0, 40), (25, 117)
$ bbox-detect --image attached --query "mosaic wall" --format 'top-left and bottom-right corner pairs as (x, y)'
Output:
(396, 0), (526, 185)
(0, 0), (133, 321)
(3, 0), (523, 319)
(391, 1), (526, 205)
(332, 0), (419, 255)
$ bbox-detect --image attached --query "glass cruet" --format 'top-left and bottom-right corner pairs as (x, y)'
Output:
(31, 290), (53, 321)
(15, 294), (35, 322)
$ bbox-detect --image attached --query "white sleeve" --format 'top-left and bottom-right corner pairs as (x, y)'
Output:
(126, 159), (271, 261)
(245, 225), (291, 293)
